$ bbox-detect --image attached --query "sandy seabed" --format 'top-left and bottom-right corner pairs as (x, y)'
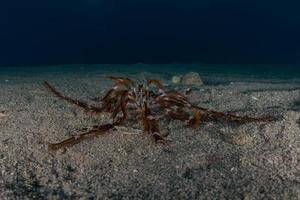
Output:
(0, 71), (300, 199)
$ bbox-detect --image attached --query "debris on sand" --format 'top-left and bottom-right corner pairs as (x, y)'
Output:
(0, 111), (7, 117)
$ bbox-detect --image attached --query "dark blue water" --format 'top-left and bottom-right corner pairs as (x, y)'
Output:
(1, 1), (300, 65)
(1, 64), (299, 85)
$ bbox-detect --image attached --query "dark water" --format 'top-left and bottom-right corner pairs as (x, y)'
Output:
(1, 2), (300, 82)
(1, 64), (300, 85)
(1, 1), (300, 65)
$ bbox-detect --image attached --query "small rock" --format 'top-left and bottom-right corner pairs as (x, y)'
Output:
(185, 88), (192, 95)
(251, 96), (259, 100)
(0, 111), (7, 118)
(171, 75), (182, 84)
(182, 72), (203, 86)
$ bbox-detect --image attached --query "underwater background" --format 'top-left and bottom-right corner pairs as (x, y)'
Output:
(0, 1), (300, 68)
(2, 1), (300, 199)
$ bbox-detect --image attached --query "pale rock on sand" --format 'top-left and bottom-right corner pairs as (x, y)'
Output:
(171, 75), (182, 84)
(0, 111), (7, 117)
(182, 72), (203, 86)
